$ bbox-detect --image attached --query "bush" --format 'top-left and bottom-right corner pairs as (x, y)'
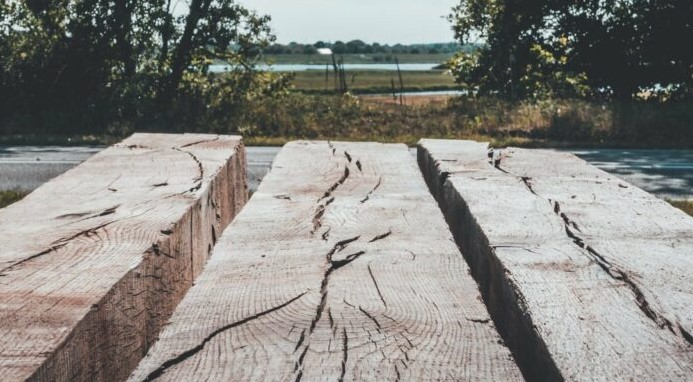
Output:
(0, 0), (285, 137)
(0, 190), (26, 209)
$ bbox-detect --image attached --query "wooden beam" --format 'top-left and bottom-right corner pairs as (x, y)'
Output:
(418, 139), (693, 381)
(129, 141), (523, 381)
(0, 134), (247, 381)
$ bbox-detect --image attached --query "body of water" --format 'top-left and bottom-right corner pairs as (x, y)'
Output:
(210, 63), (441, 73)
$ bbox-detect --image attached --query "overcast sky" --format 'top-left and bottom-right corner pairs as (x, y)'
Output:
(236, 0), (459, 44)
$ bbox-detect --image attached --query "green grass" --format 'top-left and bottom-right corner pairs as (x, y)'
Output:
(2, 95), (692, 149)
(264, 53), (453, 65)
(244, 134), (534, 148)
(290, 70), (458, 94)
(0, 134), (116, 146)
(0, 190), (27, 209)
(669, 200), (693, 216)
(238, 94), (693, 149)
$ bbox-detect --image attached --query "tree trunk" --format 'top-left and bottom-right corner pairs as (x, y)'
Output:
(113, 0), (135, 79)
(158, 0), (174, 74)
(156, 0), (212, 112)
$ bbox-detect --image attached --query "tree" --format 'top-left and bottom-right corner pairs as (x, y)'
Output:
(449, 0), (558, 99)
(346, 39), (367, 54)
(0, 0), (283, 135)
(449, 0), (693, 100)
(332, 41), (346, 54)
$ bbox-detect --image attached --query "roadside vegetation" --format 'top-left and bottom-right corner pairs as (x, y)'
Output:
(669, 200), (693, 217)
(0, 190), (26, 209)
(234, 94), (693, 147)
(1, 93), (691, 148)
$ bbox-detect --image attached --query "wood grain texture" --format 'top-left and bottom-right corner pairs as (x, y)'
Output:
(418, 139), (693, 381)
(0, 133), (248, 381)
(129, 141), (522, 381)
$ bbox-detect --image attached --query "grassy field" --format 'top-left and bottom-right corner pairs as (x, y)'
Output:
(0, 190), (26, 209)
(265, 53), (452, 65)
(291, 70), (458, 94)
(235, 95), (693, 148)
(669, 200), (693, 216)
(2, 94), (691, 149)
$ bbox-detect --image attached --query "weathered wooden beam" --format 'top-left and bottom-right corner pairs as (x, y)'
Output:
(418, 139), (693, 381)
(129, 141), (523, 381)
(0, 134), (248, 381)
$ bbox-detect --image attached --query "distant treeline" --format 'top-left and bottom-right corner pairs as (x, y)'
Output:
(262, 41), (476, 55)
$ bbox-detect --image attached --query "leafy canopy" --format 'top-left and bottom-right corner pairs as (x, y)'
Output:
(0, 0), (288, 135)
(449, 0), (693, 100)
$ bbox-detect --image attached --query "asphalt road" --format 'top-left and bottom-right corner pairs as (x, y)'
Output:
(1, 146), (691, 200)
(569, 149), (693, 200)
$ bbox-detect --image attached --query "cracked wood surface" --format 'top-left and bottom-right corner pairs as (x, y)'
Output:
(418, 139), (693, 381)
(129, 141), (522, 381)
(0, 133), (248, 381)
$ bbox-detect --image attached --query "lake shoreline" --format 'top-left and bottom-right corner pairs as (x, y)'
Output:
(211, 63), (445, 73)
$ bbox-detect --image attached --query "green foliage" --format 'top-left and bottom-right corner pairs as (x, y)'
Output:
(519, 42), (591, 100)
(225, 93), (693, 147)
(0, 0), (288, 136)
(0, 189), (26, 209)
(444, 97), (609, 140)
(224, 92), (466, 142)
(447, 50), (482, 94)
(449, 0), (693, 101)
(1, 93), (691, 148)
(668, 200), (693, 217)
